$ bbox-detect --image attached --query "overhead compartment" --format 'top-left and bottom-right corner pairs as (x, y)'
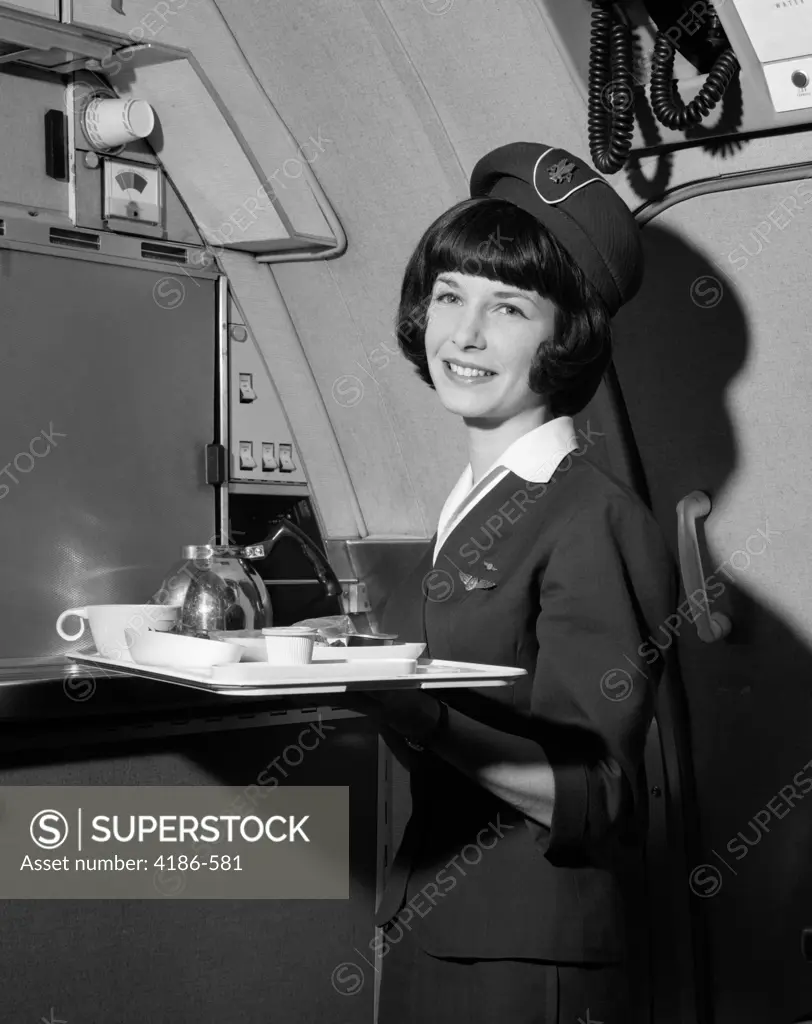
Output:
(0, 3), (111, 65)
(0, 0), (58, 18)
(80, 45), (340, 256)
(67, 0), (343, 256)
(0, 0), (343, 257)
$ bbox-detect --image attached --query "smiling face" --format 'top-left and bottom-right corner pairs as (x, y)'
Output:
(424, 271), (558, 424)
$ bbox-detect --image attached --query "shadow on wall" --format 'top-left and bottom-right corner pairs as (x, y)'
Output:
(612, 223), (812, 1024)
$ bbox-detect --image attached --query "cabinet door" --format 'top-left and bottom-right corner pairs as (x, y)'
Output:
(0, 245), (217, 662)
(0, 0), (59, 18)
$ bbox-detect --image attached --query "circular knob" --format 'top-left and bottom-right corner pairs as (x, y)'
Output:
(791, 70), (809, 89)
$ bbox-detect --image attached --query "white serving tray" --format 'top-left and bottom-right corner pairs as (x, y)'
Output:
(68, 653), (524, 697)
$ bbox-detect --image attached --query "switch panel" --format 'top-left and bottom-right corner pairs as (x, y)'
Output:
(228, 297), (308, 487)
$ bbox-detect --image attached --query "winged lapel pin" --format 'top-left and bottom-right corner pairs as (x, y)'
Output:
(442, 554), (497, 591)
(458, 570), (497, 591)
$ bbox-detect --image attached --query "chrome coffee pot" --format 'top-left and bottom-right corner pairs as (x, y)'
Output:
(153, 518), (343, 635)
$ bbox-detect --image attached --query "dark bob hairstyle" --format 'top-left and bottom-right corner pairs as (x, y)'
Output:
(395, 197), (612, 419)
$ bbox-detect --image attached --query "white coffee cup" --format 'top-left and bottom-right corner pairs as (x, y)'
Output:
(56, 604), (179, 662)
(82, 97), (155, 151)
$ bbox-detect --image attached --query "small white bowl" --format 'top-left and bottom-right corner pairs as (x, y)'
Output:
(214, 636), (268, 662)
(125, 628), (243, 669)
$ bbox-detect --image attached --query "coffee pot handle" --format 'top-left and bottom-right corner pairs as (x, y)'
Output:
(242, 518), (343, 598)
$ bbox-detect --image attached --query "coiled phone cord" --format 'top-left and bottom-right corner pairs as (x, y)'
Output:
(587, 1), (636, 175)
(649, 31), (740, 129)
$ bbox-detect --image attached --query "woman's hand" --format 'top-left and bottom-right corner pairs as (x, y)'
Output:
(349, 689), (556, 826)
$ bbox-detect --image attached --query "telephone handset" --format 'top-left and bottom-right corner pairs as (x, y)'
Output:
(642, 0), (731, 74)
(587, 1), (740, 173)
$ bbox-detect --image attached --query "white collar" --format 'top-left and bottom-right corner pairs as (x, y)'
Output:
(487, 415), (580, 483)
(434, 416), (580, 561)
(453, 415), (580, 491)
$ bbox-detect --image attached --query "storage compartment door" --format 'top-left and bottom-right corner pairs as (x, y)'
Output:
(0, 247), (217, 661)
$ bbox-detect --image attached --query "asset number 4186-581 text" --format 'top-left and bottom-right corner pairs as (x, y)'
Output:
(153, 855), (242, 871)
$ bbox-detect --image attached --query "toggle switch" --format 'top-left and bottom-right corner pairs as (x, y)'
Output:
(239, 442), (256, 470)
(278, 443), (296, 473)
(238, 373), (256, 403)
(261, 443), (278, 472)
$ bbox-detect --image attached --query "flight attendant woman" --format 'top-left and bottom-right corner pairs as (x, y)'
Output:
(356, 142), (677, 1023)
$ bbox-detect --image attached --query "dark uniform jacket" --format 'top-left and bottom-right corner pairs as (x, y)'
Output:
(377, 445), (678, 964)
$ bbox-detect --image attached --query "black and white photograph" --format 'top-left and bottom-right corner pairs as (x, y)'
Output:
(0, 1), (810, 1022)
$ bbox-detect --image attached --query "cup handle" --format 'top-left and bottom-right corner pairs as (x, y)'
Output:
(56, 607), (88, 642)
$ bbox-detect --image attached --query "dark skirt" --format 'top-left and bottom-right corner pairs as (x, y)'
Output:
(377, 922), (640, 1024)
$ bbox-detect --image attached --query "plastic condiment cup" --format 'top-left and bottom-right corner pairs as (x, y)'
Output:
(262, 628), (319, 666)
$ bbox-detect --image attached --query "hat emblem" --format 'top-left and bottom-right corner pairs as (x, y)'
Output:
(547, 159), (577, 185)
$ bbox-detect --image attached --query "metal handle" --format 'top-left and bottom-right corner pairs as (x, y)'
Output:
(242, 518), (343, 598)
(676, 490), (732, 643)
